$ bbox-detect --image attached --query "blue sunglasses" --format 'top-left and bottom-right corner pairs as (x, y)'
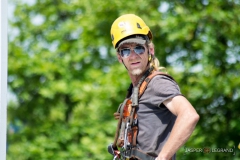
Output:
(119, 45), (146, 58)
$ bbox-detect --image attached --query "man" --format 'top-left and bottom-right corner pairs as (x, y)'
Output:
(109, 14), (199, 160)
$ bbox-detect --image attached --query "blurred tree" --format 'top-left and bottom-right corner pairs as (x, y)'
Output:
(7, 0), (240, 159)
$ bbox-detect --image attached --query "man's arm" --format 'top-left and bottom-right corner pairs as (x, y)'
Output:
(157, 95), (200, 160)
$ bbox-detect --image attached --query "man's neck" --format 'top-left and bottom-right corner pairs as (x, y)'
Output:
(128, 68), (150, 86)
(129, 74), (144, 87)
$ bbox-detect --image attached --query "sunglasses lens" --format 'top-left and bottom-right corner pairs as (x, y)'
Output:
(120, 49), (131, 57)
(134, 46), (145, 54)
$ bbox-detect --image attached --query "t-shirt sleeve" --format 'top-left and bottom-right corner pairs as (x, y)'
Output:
(144, 75), (182, 107)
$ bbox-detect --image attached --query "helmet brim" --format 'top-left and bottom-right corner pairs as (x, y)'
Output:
(117, 38), (146, 49)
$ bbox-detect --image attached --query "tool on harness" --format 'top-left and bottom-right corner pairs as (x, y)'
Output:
(108, 68), (174, 160)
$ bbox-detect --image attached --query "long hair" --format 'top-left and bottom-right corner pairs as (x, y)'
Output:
(148, 42), (167, 73)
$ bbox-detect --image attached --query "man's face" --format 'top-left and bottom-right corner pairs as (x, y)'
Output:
(117, 43), (149, 76)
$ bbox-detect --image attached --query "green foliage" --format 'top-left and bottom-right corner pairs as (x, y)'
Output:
(8, 0), (240, 159)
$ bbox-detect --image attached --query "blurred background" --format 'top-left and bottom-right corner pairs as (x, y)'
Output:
(7, 0), (240, 159)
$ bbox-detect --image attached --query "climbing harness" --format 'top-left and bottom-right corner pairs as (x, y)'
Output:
(108, 68), (174, 160)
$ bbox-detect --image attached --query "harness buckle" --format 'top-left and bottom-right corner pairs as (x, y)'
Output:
(132, 119), (138, 127)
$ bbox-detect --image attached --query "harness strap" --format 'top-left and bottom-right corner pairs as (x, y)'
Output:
(113, 98), (130, 148)
(139, 71), (174, 98)
(109, 70), (175, 159)
(131, 71), (174, 147)
(130, 148), (156, 160)
(129, 71), (175, 159)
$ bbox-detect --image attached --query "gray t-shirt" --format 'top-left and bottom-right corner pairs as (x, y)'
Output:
(136, 74), (181, 159)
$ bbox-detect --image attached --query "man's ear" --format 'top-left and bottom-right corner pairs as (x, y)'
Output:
(117, 53), (123, 63)
(148, 43), (155, 55)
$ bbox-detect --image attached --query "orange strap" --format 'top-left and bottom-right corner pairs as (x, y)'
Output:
(132, 71), (174, 147)
(116, 71), (174, 153)
(139, 71), (174, 98)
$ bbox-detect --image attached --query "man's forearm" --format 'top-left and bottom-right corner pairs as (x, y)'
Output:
(157, 110), (199, 159)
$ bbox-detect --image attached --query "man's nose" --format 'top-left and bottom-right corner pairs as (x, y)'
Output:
(129, 49), (138, 58)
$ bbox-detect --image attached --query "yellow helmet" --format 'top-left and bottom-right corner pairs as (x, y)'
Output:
(110, 14), (153, 48)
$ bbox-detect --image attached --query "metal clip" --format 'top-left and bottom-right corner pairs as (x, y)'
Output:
(124, 122), (130, 149)
(132, 119), (138, 127)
